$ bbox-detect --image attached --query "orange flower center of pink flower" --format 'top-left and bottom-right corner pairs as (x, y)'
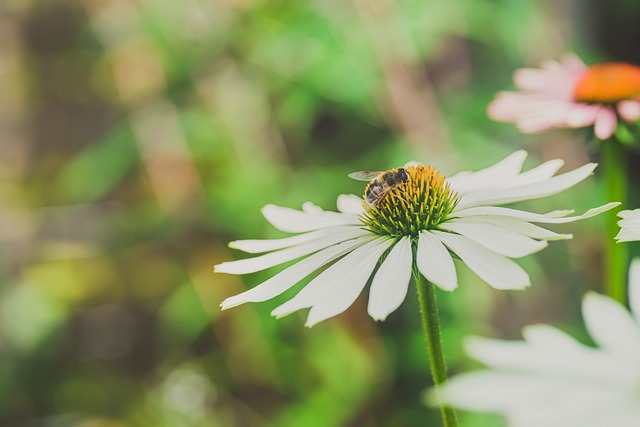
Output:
(574, 63), (640, 103)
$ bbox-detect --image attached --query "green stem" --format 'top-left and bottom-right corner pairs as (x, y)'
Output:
(602, 138), (628, 304)
(414, 271), (458, 427)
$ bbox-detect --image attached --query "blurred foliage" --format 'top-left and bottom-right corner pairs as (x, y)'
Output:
(0, 0), (636, 426)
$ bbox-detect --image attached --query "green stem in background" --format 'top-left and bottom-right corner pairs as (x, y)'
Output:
(414, 270), (458, 427)
(602, 138), (628, 304)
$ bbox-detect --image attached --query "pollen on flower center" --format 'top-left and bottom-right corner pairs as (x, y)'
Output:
(574, 63), (640, 103)
(362, 165), (459, 238)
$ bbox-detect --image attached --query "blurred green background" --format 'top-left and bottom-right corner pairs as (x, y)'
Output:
(1, 0), (638, 426)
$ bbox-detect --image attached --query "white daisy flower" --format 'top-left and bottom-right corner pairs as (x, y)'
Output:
(215, 150), (618, 326)
(436, 259), (640, 427)
(616, 209), (640, 242)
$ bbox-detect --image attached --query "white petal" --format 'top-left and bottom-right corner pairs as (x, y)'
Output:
(629, 258), (640, 322)
(404, 160), (422, 167)
(229, 227), (348, 253)
(367, 237), (413, 321)
(618, 219), (640, 231)
(606, 409), (640, 427)
(452, 205), (574, 220)
(582, 291), (640, 358)
(618, 220), (640, 229)
(617, 221), (640, 231)
(464, 336), (538, 370)
(220, 235), (375, 308)
(619, 209), (640, 219)
(618, 217), (640, 233)
(337, 194), (365, 214)
(436, 371), (545, 412)
(616, 218), (640, 240)
(510, 391), (640, 427)
(617, 211), (640, 242)
(447, 150), (528, 194)
(440, 221), (548, 258)
(521, 324), (582, 351)
(615, 228), (640, 243)
(262, 204), (360, 232)
(456, 163), (597, 210)
(510, 159), (564, 186)
(416, 231), (457, 291)
(271, 238), (394, 326)
(447, 216), (572, 240)
(438, 372), (519, 412)
(302, 202), (323, 213)
(438, 371), (630, 421)
(527, 203), (622, 224)
(505, 385), (637, 427)
(464, 335), (635, 388)
(434, 231), (530, 290)
(452, 203), (620, 224)
(214, 227), (368, 274)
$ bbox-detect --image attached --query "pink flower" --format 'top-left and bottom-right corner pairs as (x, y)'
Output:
(489, 53), (640, 140)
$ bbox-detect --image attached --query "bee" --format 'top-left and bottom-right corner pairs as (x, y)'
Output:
(348, 167), (410, 207)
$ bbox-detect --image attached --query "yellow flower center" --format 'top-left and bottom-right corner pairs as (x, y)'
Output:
(362, 165), (459, 238)
(574, 63), (640, 103)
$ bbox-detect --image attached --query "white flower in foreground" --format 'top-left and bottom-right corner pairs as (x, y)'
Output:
(436, 259), (640, 427)
(215, 151), (618, 326)
(616, 209), (640, 242)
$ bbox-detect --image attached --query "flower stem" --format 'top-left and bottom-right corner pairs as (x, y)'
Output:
(602, 138), (627, 304)
(414, 271), (458, 427)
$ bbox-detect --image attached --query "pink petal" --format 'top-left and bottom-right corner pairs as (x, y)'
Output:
(618, 100), (640, 121)
(566, 104), (600, 127)
(539, 58), (565, 74)
(513, 65), (575, 96)
(540, 58), (581, 85)
(515, 103), (573, 133)
(515, 118), (556, 133)
(488, 93), (532, 121)
(560, 52), (587, 76)
(488, 93), (567, 122)
(512, 68), (549, 91)
(513, 68), (562, 92)
(489, 52), (591, 132)
(594, 107), (617, 140)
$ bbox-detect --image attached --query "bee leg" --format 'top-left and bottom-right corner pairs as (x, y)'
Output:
(396, 188), (412, 206)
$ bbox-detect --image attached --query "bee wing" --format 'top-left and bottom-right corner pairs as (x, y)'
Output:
(348, 171), (382, 181)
